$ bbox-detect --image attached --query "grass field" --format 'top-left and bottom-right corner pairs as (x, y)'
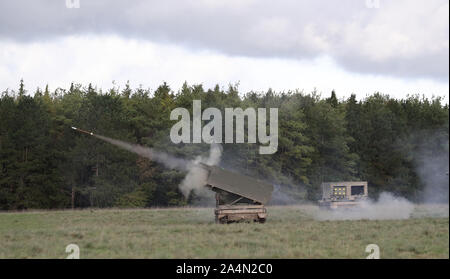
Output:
(0, 205), (448, 259)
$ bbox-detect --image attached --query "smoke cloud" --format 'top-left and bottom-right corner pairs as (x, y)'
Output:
(269, 183), (307, 205)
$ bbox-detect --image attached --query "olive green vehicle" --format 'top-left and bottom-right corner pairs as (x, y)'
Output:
(318, 181), (368, 209)
(200, 163), (273, 224)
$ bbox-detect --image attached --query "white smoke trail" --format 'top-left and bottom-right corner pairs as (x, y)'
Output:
(94, 134), (222, 198)
(94, 135), (191, 171)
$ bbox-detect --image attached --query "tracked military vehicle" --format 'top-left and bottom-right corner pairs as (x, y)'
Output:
(200, 163), (273, 224)
(318, 181), (368, 209)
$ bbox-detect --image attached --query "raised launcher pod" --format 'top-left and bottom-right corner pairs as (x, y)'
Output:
(199, 163), (274, 224)
(318, 181), (368, 209)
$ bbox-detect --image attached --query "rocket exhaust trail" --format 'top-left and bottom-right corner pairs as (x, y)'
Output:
(93, 134), (191, 171)
(71, 126), (190, 171)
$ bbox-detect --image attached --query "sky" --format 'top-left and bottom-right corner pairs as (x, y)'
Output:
(0, 0), (448, 101)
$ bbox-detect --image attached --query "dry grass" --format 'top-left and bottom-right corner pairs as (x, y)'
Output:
(0, 205), (448, 258)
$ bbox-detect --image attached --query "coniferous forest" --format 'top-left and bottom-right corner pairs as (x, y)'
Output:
(0, 80), (448, 210)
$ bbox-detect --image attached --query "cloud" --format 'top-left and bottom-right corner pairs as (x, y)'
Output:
(0, 0), (448, 80)
(0, 35), (448, 102)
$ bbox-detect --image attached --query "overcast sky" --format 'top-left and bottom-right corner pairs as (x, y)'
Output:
(0, 0), (448, 101)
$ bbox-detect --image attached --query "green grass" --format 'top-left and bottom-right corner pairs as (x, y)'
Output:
(0, 205), (448, 258)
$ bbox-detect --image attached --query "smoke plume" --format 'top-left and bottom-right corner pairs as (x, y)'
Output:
(179, 143), (222, 198)
(413, 131), (449, 204)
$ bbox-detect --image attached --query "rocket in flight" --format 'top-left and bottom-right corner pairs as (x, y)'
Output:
(71, 126), (94, 136)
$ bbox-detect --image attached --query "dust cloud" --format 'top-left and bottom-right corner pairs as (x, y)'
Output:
(314, 192), (415, 220)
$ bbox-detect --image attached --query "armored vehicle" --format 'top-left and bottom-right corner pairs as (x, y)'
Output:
(318, 181), (368, 209)
(200, 164), (273, 224)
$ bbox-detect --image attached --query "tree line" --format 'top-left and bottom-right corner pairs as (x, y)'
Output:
(0, 80), (448, 209)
